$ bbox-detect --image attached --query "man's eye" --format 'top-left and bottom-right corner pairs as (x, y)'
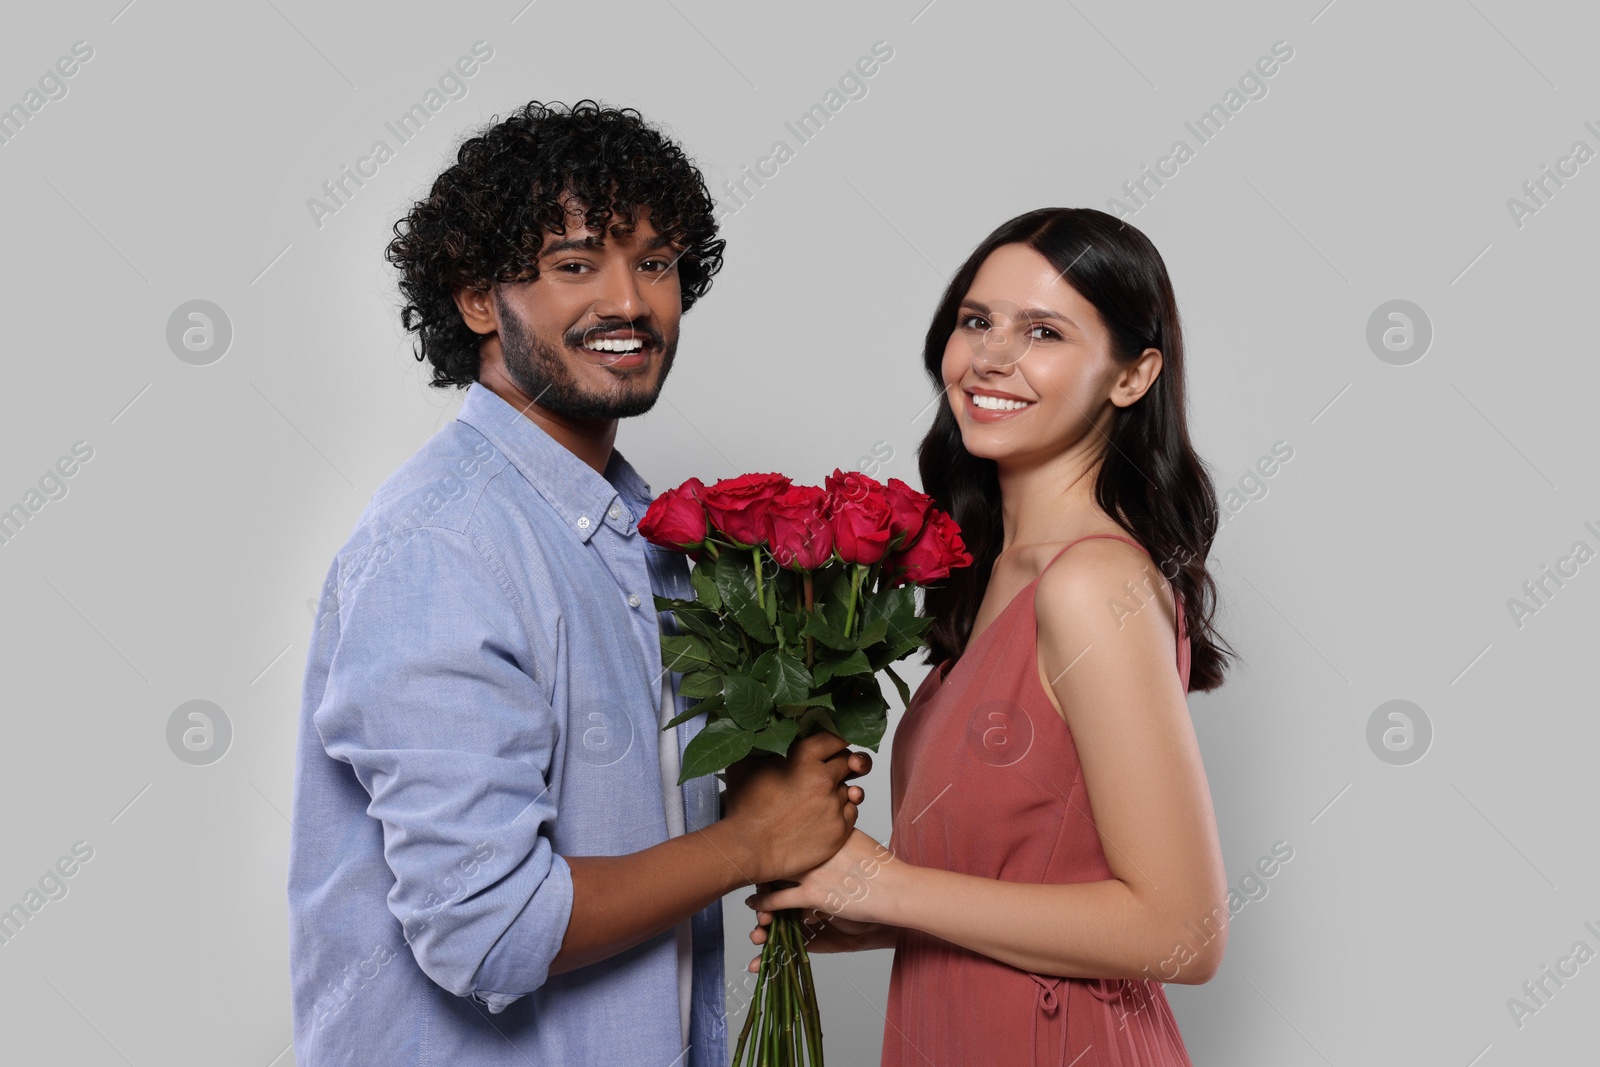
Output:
(555, 262), (591, 274)
(640, 258), (674, 272)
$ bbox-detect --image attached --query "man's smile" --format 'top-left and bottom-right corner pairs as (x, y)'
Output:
(576, 323), (663, 371)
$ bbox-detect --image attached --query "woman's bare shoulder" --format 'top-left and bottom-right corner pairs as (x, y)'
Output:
(1033, 533), (1176, 635)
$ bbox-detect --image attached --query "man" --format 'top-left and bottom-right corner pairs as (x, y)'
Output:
(288, 100), (869, 1066)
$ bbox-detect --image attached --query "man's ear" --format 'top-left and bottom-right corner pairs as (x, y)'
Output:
(453, 286), (498, 337)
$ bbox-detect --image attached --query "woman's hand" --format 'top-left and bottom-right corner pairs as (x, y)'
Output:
(745, 907), (892, 972)
(745, 828), (904, 924)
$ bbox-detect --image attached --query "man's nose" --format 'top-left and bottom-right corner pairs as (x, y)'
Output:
(594, 263), (645, 321)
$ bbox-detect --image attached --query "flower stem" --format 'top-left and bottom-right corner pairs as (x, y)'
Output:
(752, 547), (765, 613)
(842, 564), (863, 639)
(777, 909), (823, 1066)
(803, 572), (815, 668)
(733, 907), (824, 1064)
(733, 907), (774, 1065)
(766, 940), (781, 1062)
(780, 918), (796, 1061)
(795, 919), (824, 1063)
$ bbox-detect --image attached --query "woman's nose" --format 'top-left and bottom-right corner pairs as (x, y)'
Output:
(970, 323), (1024, 370)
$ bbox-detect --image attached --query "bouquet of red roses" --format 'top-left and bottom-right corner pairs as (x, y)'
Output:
(639, 468), (971, 1066)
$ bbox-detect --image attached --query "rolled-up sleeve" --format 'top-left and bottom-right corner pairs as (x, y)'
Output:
(313, 525), (572, 1013)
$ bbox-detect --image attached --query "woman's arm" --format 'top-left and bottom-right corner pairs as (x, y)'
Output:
(750, 540), (1230, 984)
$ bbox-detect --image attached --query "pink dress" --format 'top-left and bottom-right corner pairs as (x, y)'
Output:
(883, 534), (1195, 1067)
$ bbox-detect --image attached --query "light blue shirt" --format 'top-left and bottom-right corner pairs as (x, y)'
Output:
(288, 381), (727, 1065)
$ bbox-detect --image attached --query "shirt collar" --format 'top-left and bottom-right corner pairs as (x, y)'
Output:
(455, 382), (653, 543)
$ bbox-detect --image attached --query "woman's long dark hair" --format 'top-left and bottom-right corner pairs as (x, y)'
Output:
(918, 208), (1235, 692)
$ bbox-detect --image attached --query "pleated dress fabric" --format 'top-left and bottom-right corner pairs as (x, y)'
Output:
(883, 535), (1195, 1067)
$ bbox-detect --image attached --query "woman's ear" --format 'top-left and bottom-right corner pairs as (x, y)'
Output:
(1110, 347), (1163, 408)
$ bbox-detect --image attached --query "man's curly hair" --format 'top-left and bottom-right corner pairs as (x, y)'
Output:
(385, 99), (726, 388)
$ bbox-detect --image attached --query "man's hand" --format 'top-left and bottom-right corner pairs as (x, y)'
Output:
(719, 731), (873, 886)
(554, 730), (871, 975)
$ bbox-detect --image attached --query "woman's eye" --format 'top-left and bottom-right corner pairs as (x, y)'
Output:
(1030, 324), (1058, 341)
(958, 314), (988, 330)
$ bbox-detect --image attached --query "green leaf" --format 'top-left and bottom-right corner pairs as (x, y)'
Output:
(723, 672), (775, 731)
(831, 685), (889, 750)
(795, 706), (843, 738)
(660, 634), (713, 672)
(715, 554), (775, 643)
(815, 567), (853, 635)
(878, 612), (933, 659)
(771, 569), (801, 612)
(856, 617), (890, 647)
(780, 692), (834, 712)
(664, 692), (723, 730)
(776, 610), (804, 647)
(653, 594), (684, 613)
(755, 649), (812, 705)
(664, 707), (700, 730)
(751, 718), (800, 756)
(689, 564), (722, 611)
(810, 564), (848, 602)
(866, 583), (918, 627)
(710, 627), (744, 668)
(672, 607), (723, 643)
(678, 719), (756, 783)
(868, 625), (931, 671)
(882, 664), (911, 708)
(801, 613), (852, 651)
(678, 668), (724, 699)
(811, 650), (872, 686)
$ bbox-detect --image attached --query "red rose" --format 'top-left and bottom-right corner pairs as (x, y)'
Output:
(638, 477), (708, 551)
(886, 509), (973, 585)
(884, 477), (934, 547)
(824, 468), (885, 506)
(824, 469), (894, 565)
(698, 472), (792, 547)
(766, 485), (834, 569)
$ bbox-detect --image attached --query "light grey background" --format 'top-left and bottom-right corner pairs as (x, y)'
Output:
(2, 0), (1595, 1063)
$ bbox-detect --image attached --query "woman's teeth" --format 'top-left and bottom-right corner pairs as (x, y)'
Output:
(971, 393), (1032, 411)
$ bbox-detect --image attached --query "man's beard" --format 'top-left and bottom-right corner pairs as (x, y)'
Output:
(494, 292), (676, 420)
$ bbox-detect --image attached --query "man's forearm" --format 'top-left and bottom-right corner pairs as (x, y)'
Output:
(549, 820), (757, 975)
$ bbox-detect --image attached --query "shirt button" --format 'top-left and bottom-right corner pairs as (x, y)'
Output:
(608, 504), (622, 521)
(627, 593), (641, 608)
(576, 516), (591, 530)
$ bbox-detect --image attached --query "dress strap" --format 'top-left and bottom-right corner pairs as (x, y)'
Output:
(1039, 533), (1147, 578)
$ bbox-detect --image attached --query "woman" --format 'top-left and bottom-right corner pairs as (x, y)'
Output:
(748, 207), (1235, 1065)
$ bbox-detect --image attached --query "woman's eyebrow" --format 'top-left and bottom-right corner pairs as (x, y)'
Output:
(1024, 308), (1077, 329)
(960, 299), (1079, 330)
